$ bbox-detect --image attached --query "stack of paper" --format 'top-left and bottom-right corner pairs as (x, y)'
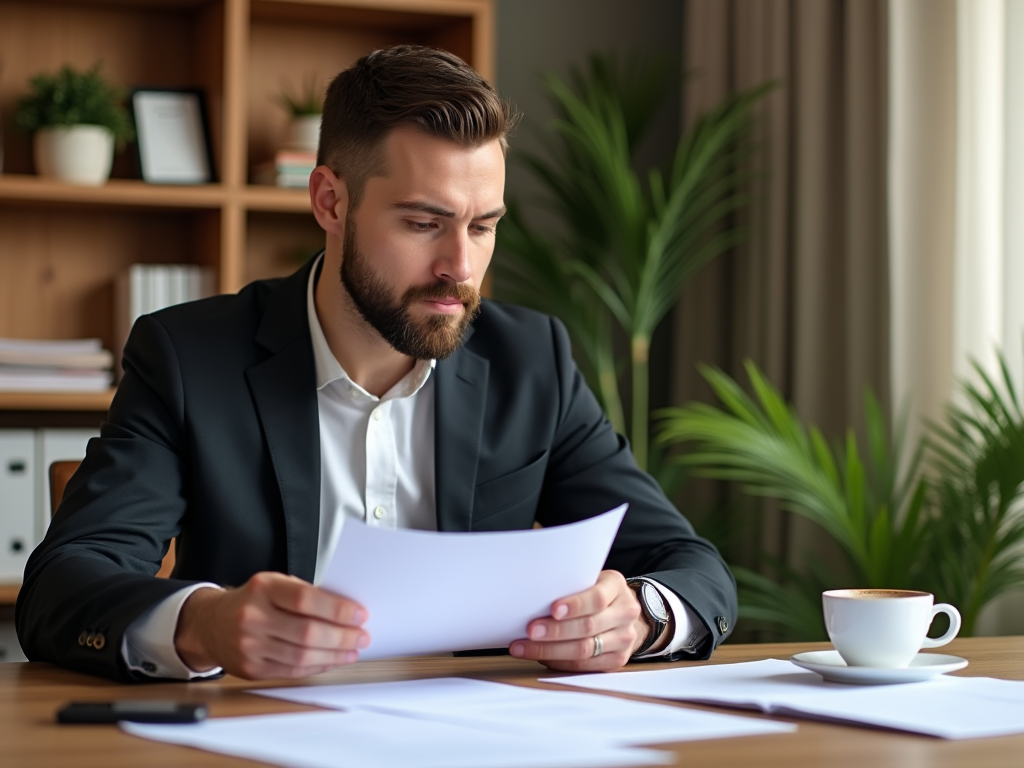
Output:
(124, 677), (794, 768)
(0, 338), (113, 392)
(549, 658), (1024, 739)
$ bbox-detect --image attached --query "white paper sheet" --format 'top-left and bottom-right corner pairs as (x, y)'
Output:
(320, 506), (626, 659)
(549, 658), (1024, 739)
(122, 709), (673, 768)
(255, 677), (795, 745)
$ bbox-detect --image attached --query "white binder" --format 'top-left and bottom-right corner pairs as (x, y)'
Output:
(0, 430), (36, 582)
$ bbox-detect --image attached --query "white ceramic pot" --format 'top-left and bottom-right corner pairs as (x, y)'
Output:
(34, 125), (115, 186)
(284, 114), (321, 153)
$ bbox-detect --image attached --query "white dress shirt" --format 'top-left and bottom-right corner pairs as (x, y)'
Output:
(122, 256), (706, 678)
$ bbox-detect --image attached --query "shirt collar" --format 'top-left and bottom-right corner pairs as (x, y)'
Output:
(306, 253), (435, 399)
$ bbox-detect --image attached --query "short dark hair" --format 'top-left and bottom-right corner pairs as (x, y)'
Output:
(319, 45), (519, 208)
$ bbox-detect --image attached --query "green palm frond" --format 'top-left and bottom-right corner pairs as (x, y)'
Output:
(656, 360), (932, 638)
(925, 355), (1024, 634)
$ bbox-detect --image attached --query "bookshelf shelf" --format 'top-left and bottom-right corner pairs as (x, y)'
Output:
(242, 185), (313, 212)
(0, 176), (226, 211)
(0, 390), (116, 412)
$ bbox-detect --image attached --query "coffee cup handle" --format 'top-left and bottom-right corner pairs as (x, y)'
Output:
(920, 603), (962, 648)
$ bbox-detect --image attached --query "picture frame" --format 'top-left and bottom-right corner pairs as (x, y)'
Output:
(130, 89), (216, 184)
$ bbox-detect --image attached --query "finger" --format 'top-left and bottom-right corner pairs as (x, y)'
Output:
(550, 570), (624, 621)
(510, 624), (636, 662)
(258, 574), (368, 626)
(526, 603), (629, 642)
(263, 613), (371, 652)
(234, 656), (345, 681)
(540, 648), (634, 673)
(252, 635), (361, 669)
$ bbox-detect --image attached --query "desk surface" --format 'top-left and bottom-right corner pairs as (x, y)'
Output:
(2, 636), (1022, 768)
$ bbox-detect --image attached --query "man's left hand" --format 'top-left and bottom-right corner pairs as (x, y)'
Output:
(509, 570), (647, 672)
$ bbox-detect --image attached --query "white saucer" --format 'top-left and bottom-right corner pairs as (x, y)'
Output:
(790, 650), (968, 685)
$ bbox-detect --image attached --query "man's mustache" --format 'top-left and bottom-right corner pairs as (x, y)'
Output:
(403, 283), (480, 305)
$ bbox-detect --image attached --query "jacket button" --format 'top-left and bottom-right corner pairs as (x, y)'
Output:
(92, 633), (106, 650)
(715, 616), (729, 634)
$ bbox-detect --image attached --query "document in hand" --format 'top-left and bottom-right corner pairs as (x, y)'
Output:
(319, 505), (626, 659)
(548, 658), (1024, 739)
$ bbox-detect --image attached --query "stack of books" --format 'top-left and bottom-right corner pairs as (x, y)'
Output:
(0, 338), (114, 392)
(252, 149), (317, 188)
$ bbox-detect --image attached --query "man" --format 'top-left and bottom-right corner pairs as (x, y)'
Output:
(17, 46), (735, 683)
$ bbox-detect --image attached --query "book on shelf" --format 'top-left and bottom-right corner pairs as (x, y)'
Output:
(0, 338), (114, 393)
(252, 149), (317, 188)
(115, 264), (215, 376)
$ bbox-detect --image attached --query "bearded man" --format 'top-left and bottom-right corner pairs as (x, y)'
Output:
(16, 46), (736, 683)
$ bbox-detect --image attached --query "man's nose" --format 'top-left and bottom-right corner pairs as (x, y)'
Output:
(434, 228), (473, 284)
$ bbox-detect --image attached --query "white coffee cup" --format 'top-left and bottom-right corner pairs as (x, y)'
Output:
(822, 589), (961, 668)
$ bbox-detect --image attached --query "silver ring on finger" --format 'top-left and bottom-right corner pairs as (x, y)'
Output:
(592, 633), (603, 657)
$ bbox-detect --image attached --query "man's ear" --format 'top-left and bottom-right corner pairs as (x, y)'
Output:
(309, 166), (349, 236)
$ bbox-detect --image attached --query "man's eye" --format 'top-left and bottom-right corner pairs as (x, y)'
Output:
(408, 221), (435, 231)
(472, 223), (496, 235)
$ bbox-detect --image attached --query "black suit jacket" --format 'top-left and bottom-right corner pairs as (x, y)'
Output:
(16, 259), (736, 681)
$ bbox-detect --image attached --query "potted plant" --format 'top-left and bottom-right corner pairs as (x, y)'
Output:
(15, 63), (133, 186)
(276, 75), (323, 153)
(494, 55), (769, 487)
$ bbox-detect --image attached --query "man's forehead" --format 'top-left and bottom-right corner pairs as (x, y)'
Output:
(365, 127), (506, 209)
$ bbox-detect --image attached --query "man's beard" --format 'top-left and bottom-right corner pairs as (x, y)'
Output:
(340, 220), (481, 360)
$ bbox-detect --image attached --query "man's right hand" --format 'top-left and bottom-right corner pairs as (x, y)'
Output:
(173, 572), (370, 679)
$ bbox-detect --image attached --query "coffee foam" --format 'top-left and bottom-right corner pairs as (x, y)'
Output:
(825, 589), (930, 599)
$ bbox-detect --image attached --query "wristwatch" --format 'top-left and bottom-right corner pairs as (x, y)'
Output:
(626, 577), (671, 656)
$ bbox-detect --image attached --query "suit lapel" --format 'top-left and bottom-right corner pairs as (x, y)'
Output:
(434, 336), (489, 532)
(245, 259), (320, 582)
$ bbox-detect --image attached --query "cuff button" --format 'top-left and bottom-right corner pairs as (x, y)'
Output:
(715, 616), (729, 634)
(142, 661), (157, 673)
(92, 633), (106, 650)
(78, 632), (88, 646)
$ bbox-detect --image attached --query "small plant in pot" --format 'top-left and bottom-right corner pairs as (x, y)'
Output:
(15, 63), (134, 186)
(275, 74), (323, 153)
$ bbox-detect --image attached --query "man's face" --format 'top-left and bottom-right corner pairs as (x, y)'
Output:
(339, 127), (506, 360)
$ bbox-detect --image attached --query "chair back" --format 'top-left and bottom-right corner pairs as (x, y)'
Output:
(49, 460), (176, 578)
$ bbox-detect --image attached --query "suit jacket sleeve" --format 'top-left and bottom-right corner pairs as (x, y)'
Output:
(534, 315), (736, 658)
(15, 315), (209, 682)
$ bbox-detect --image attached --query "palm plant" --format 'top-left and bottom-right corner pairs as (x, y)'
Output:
(926, 358), (1024, 634)
(494, 55), (770, 476)
(657, 357), (1024, 639)
(658, 360), (929, 640)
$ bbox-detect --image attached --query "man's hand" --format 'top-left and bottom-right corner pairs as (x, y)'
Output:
(508, 570), (647, 672)
(174, 572), (370, 679)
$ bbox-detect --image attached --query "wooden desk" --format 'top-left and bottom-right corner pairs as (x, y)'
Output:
(3, 637), (1023, 768)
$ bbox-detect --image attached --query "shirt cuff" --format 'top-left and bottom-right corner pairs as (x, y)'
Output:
(121, 583), (225, 680)
(635, 578), (710, 659)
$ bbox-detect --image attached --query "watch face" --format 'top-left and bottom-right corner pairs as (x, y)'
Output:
(642, 582), (670, 623)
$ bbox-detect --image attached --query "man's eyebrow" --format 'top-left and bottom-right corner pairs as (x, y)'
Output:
(392, 201), (506, 220)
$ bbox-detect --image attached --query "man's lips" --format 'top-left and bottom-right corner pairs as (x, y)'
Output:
(422, 297), (465, 314)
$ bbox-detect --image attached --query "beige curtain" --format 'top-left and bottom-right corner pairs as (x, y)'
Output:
(674, 0), (891, 571)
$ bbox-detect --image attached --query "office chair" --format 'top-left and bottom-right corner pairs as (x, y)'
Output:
(49, 460), (176, 578)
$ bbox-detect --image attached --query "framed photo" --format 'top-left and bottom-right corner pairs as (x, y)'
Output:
(131, 89), (216, 184)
